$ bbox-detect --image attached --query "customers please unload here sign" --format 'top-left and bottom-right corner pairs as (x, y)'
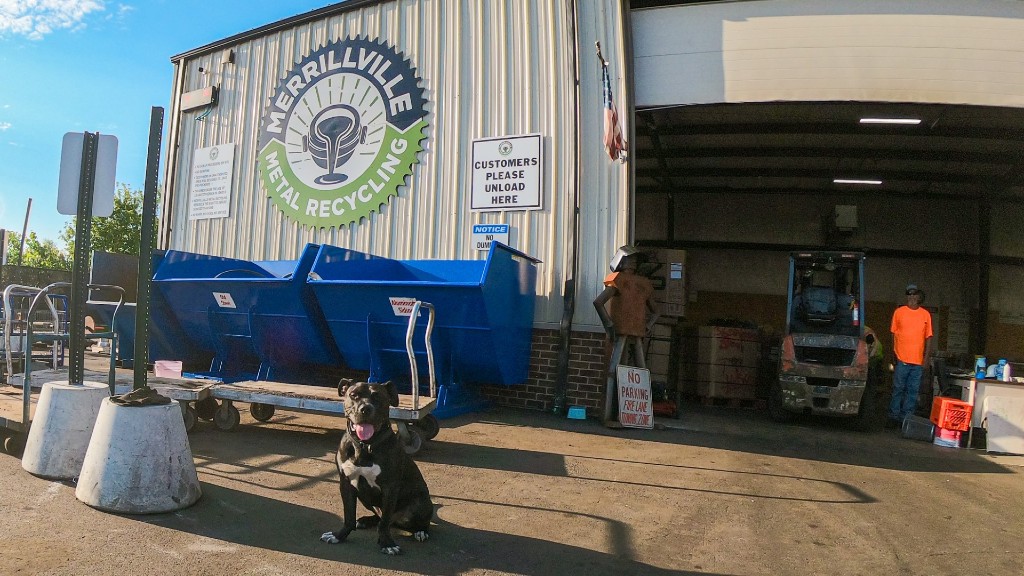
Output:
(470, 134), (542, 211)
(616, 365), (654, 429)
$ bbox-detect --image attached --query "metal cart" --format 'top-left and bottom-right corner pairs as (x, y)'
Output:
(0, 282), (122, 454)
(2, 284), (70, 384)
(207, 300), (439, 454)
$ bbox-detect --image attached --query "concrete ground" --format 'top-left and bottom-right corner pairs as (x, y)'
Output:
(0, 391), (1022, 576)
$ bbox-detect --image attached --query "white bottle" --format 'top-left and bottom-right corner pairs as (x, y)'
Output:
(1003, 363), (1013, 382)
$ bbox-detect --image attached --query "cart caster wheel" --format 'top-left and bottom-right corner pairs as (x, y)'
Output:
(214, 403), (241, 431)
(412, 414), (440, 440)
(4, 433), (25, 456)
(196, 397), (218, 421)
(400, 426), (423, 455)
(249, 402), (275, 422)
(182, 405), (198, 433)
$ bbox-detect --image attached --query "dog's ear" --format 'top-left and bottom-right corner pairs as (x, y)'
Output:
(384, 380), (400, 407)
(338, 378), (354, 397)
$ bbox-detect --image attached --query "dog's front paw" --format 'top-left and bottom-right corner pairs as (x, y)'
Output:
(413, 530), (430, 542)
(380, 544), (402, 555)
(321, 527), (353, 544)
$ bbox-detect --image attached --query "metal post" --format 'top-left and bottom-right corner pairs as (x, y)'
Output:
(18, 198), (32, 266)
(133, 107), (164, 389)
(978, 197), (991, 353)
(69, 134), (98, 385)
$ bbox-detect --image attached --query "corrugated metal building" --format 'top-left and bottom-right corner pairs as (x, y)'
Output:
(160, 0), (1024, 416)
(161, 0), (630, 412)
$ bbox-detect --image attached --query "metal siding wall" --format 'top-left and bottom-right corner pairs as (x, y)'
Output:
(163, 0), (594, 327)
(574, 0), (633, 330)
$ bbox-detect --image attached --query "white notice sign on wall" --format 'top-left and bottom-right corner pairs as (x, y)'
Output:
(189, 144), (235, 220)
(471, 134), (542, 211)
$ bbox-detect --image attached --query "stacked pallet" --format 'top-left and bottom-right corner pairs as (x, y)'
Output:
(645, 318), (677, 385)
(694, 326), (761, 402)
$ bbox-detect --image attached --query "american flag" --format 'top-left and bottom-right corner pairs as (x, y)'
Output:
(602, 62), (626, 162)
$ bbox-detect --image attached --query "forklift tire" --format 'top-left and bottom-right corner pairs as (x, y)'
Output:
(249, 403), (275, 422)
(214, 403), (241, 432)
(768, 383), (796, 423)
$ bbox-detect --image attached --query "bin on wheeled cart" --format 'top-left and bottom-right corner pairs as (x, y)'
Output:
(84, 251), (206, 370)
(308, 242), (540, 419)
(207, 299), (439, 454)
(151, 243), (364, 383)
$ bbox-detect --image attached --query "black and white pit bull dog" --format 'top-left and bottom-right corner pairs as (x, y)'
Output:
(320, 379), (434, 555)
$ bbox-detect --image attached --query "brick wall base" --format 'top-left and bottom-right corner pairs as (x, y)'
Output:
(479, 328), (608, 416)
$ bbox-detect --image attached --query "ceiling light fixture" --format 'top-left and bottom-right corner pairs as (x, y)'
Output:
(859, 117), (921, 125)
(834, 178), (882, 185)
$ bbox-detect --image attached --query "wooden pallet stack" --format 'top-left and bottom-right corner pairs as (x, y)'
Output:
(694, 325), (761, 406)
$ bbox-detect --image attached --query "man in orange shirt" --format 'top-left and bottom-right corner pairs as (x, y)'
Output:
(889, 283), (933, 426)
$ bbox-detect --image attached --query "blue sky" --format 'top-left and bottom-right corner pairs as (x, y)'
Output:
(0, 0), (335, 245)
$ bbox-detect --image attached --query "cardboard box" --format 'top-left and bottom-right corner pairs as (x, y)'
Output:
(697, 326), (761, 368)
(695, 377), (757, 399)
(648, 249), (686, 317)
(697, 364), (759, 387)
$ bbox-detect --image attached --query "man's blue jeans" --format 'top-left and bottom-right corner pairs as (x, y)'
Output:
(889, 360), (923, 422)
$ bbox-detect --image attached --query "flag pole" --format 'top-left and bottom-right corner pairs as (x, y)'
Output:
(595, 41), (607, 67)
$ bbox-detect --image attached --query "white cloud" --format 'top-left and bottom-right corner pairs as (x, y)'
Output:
(0, 122), (11, 131)
(0, 1), (106, 40)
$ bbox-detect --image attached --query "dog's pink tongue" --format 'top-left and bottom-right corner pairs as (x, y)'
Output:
(354, 423), (375, 441)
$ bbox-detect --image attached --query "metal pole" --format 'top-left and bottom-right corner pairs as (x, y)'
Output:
(18, 198), (32, 266)
(69, 134), (98, 385)
(133, 107), (164, 389)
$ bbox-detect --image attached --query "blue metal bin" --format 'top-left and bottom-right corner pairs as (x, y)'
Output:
(85, 252), (208, 369)
(308, 242), (540, 417)
(151, 243), (361, 382)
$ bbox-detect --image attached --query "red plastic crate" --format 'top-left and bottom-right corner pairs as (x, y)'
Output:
(930, 397), (973, 432)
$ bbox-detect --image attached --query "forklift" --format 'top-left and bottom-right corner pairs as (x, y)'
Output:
(768, 251), (884, 430)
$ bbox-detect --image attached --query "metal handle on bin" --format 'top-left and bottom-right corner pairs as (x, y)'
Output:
(405, 300), (436, 411)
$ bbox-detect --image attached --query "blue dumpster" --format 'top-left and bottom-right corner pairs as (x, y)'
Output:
(85, 297), (205, 369)
(86, 252), (209, 370)
(151, 243), (363, 383)
(308, 242), (540, 418)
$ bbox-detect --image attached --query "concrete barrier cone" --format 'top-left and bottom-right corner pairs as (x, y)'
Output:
(75, 398), (202, 513)
(22, 381), (110, 480)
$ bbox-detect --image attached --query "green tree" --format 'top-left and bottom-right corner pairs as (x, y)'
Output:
(61, 183), (146, 257)
(3, 231), (72, 270)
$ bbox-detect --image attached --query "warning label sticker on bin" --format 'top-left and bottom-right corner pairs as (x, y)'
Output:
(213, 292), (236, 308)
(389, 297), (421, 316)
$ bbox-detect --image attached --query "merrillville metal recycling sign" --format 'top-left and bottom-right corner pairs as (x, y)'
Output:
(257, 37), (427, 228)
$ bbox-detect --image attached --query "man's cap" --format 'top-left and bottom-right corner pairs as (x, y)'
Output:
(906, 283), (921, 295)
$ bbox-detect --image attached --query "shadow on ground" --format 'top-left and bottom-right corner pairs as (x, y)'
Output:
(450, 405), (1013, 475)
(134, 482), (711, 576)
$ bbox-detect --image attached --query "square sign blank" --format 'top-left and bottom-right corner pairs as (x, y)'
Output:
(57, 132), (118, 217)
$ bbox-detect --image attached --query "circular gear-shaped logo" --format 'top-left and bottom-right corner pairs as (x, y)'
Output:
(257, 37), (428, 228)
